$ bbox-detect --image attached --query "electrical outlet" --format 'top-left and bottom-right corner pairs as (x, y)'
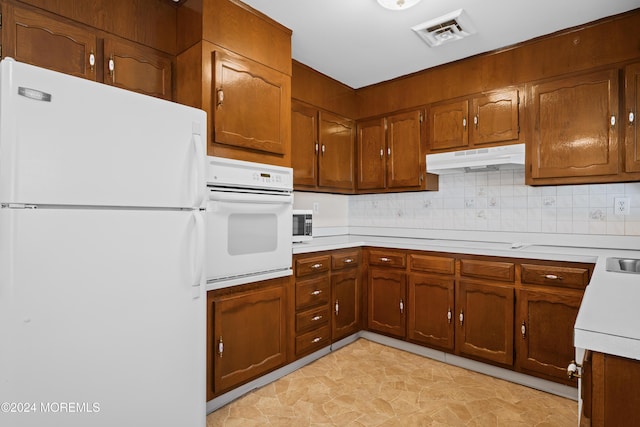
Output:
(614, 197), (630, 216)
(313, 202), (319, 214)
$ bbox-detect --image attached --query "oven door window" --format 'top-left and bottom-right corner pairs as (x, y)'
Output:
(228, 213), (277, 255)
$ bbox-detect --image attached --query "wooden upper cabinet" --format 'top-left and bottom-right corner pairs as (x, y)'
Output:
(212, 50), (289, 155)
(103, 38), (172, 100)
(387, 109), (424, 189)
(291, 101), (318, 187)
(470, 89), (520, 145)
(318, 111), (355, 191)
(4, 6), (98, 80)
(429, 99), (469, 151)
(527, 69), (620, 184)
(356, 117), (386, 190)
(625, 62), (640, 173)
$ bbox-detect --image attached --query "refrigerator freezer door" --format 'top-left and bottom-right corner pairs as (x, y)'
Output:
(0, 58), (206, 208)
(0, 208), (205, 427)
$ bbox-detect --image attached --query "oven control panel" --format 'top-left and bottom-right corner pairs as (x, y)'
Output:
(206, 156), (293, 192)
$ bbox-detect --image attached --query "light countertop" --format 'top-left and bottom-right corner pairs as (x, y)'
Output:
(294, 230), (640, 361)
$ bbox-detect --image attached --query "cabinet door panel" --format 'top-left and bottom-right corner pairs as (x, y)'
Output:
(387, 110), (424, 188)
(408, 273), (454, 351)
(332, 269), (360, 341)
(319, 112), (355, 190)
(429, 99), (468, 151)
(625, 63), (640, 172)
(356, 118), (386, 190)
(213, 50), (289, 155)
(103, 38), (172, 100)
(471, 89), (519, 145)
(291, 101), (318, 187)
(211, 285), (286, 395)
(367, 268), (406, 338)
(529, 69), (619, 180)
(516, 289), (581, 384)
(7, 6), (97, 80)
(456, 280), (514, 365)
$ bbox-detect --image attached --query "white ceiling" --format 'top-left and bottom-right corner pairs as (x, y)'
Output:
(241, 0), (640, 89)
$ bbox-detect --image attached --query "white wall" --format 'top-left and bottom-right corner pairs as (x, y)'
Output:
(293, 191), (349, 228)
(349, 169), (640, 236)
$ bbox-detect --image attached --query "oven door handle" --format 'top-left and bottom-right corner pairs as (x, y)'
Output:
(208, 191), (293, 204)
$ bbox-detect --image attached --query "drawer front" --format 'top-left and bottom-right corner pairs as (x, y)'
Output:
(296, 306), (330, 333)
(295, 255), (330, 277)
(410, 254), (455, 275)
(296, 276), (330, 309)
(295, 325), (330, 356)
(521, 263), (591, 289)
(460, 259), (515, 282)
(368, 250), (406, 268)
(332, 250), (360, 270)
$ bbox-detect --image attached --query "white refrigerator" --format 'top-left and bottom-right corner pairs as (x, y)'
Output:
(0, 58), (206, 426)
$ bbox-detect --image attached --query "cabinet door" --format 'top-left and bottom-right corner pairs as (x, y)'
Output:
(319, 111), (355, 190)
(516, 289), (582, 384)
(212, 50), (289, 155)
(210, 285), (287, 396)
(529, 69), (619, 181)
(367, 267), (406, 338)
(291, 101), (318, 187)
(590, 352), (640, 426)
(387, 109), (424, 189)
(428, 99), (469, 151)
(456, 280), (514, 366)
(4, 6), (98, 80)
(332, 268), (360, 341)
(408, 273), (455, 351)
(356, 118), (386, 190)
(470, 89), (520, 145)
(625, 62), (640, 173)
(103, 37), (172, 100)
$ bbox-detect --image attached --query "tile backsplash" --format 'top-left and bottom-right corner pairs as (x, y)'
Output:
(349, 169), (640, 236)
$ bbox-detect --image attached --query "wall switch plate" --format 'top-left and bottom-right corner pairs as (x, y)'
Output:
(313, 202), (320, 214)
(614, 197), (631, 216)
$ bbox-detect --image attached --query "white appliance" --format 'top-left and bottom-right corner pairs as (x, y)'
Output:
(205, 156), (293, 289)
(426, 143), (525, 174)
(292, 209), (313, 242)
(0, 58), (206, 426)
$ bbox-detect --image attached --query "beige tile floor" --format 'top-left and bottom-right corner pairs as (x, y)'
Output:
(207, 339), (578, 426)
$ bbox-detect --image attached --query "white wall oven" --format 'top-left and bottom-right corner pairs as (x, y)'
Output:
(205, 156), (293, 289)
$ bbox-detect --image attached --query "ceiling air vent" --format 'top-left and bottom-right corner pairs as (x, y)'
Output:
(411, 9), (476, 47)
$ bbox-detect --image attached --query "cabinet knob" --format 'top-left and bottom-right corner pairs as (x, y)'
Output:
(630, 111), (636, 125)
(447, 308), (452, 324)
(216, 89), (224, 107)
(335, 300), (339, 316)
(311, 289), (322, 296)
(399, 299), (404, 314)
(311, 315), (323, 322)
(463, 117), (467, 130)
(311, 337), (322, 344)
(610, 115), (616, 127)
(89, 50), (96, 72)
(321, 144), (326, 156)
(521, 321), (526, 339)
(380, 148), (384, 159)
(108, 54), (115, 79)
(344, 258), (353, 264)
(459, 310), (464, 326)
(567, 360), (582, 379)
(315, 143), (319, 154)
(387, 147), (391, 157)
(310, 263), (323, 269)
(474, 115), (478, 129)
(217, 336), (224, 358)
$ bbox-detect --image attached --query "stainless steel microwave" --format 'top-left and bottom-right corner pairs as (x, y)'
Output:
(292, 209), (313, 242)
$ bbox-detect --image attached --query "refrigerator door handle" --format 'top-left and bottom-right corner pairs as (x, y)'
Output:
(193, 133), (205, 207)
(193, 212), (205, 298)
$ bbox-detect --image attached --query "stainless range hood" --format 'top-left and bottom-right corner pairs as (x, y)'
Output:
(426, 143), (525, 175)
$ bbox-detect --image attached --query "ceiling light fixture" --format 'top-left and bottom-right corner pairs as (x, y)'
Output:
(377, 0), (422, 11)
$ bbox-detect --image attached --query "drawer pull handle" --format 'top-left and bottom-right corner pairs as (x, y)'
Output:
(344, 258), (353, 264)
(521, 321), (526, 339)
(310, 263), (323, 269)
(311, 290), (322, 296)
(311, 315), (323, 322)
(312, 337), (322, 344)
(567, 360), (582, 379)
(447, 308), (452, 324)
(542, 274), (561, 280)
(380, 257), (391, 262)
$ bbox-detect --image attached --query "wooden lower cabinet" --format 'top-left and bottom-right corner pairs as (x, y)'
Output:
(367, 267), (406, 338)
(516, 288), (582, 385)
(332, 268), (360, 341)
(206, 277), (288, 399)
(408, 273), (455, 351)
(581, 351), (640, 426)
(456, 280), (515, 366)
